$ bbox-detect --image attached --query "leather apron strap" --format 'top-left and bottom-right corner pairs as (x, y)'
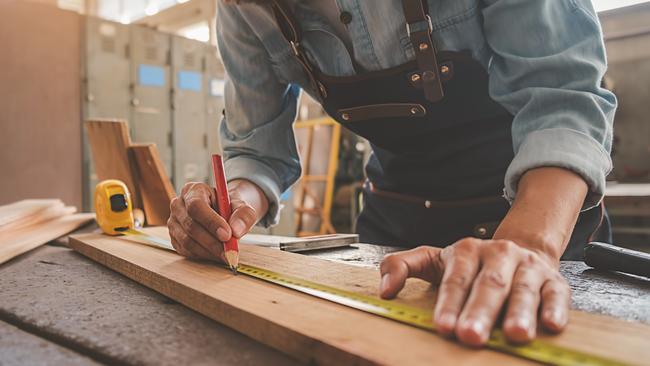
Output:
(270, 0), (328, 100)
(401, 0), (444, 103)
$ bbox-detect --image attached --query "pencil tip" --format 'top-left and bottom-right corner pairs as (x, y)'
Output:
(230, 265), (238, 275)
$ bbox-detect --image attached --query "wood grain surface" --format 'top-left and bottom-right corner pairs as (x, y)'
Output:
(85, 119), (142, 209)
(0, 212), (94, 264)
(130, 144), (176, 226)
(69, 227), (650, 366)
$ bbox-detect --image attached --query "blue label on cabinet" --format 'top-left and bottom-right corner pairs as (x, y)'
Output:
(178, 70), (202, 92)
(138, 64), (165, 87)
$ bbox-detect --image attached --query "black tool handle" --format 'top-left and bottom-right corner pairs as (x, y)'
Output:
(584, 242), (650, 278)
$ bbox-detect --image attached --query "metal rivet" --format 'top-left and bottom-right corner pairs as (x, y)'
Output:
(410, 107), (419, 115)
(339, 11), (353, 25)
(341, 113), (350, 121)
(440, 65), (450, 75)
(419, 43), (429, 51)
(424, 200), (432, 208)
(410, 73), (421, 82)
(477, 227), (488, 236)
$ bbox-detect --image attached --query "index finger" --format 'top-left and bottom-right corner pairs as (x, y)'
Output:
(184, 186), (231, 237)
(379, 246), (443, 299)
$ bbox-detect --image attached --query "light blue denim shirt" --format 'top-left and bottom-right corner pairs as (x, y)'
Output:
(216, 0), (617, 226)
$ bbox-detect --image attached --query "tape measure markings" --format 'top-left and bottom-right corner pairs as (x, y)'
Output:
(117, 229), (630, 366)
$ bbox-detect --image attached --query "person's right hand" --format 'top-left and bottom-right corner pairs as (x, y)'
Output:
(167, 180), (269, 261)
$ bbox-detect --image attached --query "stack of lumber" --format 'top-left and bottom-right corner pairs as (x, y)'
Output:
(0, 199), (94, 264)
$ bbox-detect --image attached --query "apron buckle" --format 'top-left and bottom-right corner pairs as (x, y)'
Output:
(406, 15), (433, 36)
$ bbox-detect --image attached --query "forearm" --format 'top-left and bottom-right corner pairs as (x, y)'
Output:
(493, 167), (588, 263)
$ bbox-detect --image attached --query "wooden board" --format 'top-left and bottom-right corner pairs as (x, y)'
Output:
(130, 143), (176, 226)
(0, 213), (94, 264)
(85, 119), (142, 209)
(0, 199), (64, 228)
(69, 227), (650, 366)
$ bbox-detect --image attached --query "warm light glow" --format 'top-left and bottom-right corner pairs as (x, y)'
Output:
(593, 0), (650, 11)
(178, 23), (211, 43)
(144, 5), (159, 16)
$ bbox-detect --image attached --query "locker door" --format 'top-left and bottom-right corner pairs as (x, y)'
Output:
(171, 36), (208, 191)
(204, 45), (226, 186)
(83, 17), (130, 209)
(130, 25), (173, 180)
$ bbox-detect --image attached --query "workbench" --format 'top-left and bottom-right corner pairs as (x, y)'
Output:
(1, 230), (648, 365)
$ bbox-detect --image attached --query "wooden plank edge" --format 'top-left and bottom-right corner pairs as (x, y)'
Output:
(68, 235), (374, 366)
(0, 213), (95, 264)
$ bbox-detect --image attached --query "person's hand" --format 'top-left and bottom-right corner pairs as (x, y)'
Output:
(379, 238), (569, 346)
(167, 180), (268, 260)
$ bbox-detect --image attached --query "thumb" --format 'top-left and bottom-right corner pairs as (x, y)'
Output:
(379, 246), (444, 299)
(228, 198), (257, 238)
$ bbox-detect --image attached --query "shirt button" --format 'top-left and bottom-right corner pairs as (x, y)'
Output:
(340, 11), (353, 24)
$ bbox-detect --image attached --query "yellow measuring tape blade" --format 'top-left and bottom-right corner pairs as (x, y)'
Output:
(118, 230), (630, 366)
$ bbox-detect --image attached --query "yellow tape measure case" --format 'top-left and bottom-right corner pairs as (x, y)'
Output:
(94, 180), (134, 235)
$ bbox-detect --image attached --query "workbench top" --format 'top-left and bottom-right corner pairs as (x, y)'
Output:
(1, 240), (648, 365)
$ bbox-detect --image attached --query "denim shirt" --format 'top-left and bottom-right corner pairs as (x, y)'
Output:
(216, 0), (617, 227)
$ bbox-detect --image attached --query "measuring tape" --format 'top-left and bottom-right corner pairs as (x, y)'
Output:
(94, 180), (629, 366)
(119, 231), (628, 366)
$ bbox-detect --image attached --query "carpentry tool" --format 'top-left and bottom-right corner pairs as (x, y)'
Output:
(211, 154), (239, 274)
(240, 233), (358, 252)
(585, 242), (650, 278)
(93, 180), (172, 250)
(103, 227), (628, 366)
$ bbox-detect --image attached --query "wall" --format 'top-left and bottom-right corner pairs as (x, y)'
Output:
(600, 3), (650, 182)
(0, 1), (83, 208)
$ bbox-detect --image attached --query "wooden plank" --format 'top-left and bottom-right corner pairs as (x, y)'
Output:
(69, 227), (650, 366)
(130, 143), (176, 226)
(0, 213), (94, 264)
(85, 119), (142, 209)
(0, 199), (64, 228)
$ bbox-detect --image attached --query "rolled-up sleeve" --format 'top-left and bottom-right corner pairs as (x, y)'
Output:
(217, 3), (301, 226)
(482, 0), (617, 209)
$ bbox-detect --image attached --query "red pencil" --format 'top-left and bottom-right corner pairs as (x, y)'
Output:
(211, 154), (239, 274)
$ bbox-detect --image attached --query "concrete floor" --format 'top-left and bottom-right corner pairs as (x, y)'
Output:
(0, 240), (648, 365)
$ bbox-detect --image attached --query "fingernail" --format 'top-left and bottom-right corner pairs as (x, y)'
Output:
(231, 219), (245, 238)
(437, 313), (457, 331)
(546, 308), (564, 327)
(380, 274), (391, 293)
(467, 319), (487, 342)
(516, 317), (532, 338)
(217, 227), (230, 242)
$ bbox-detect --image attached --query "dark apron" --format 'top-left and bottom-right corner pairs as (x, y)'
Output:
(269, 0), (609, 260)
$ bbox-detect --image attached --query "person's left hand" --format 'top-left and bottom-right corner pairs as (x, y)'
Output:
(379, 238), (570, 346)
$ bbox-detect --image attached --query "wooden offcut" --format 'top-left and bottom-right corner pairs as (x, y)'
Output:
(69, 228), (650, 366)
(0, 200), (94, 264)
(130, 143), (176, 226)
(85, 119), (142, 209)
